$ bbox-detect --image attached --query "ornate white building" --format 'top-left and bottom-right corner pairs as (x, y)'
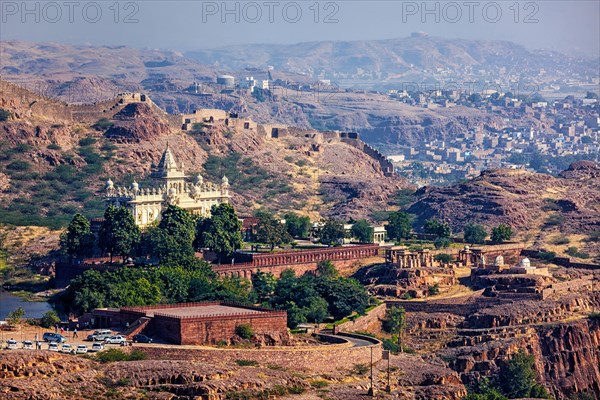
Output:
(105, 145), (230, 227)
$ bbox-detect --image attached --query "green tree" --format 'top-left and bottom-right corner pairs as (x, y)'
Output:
(491, 224), (513, 243)
(351, 219), (373, 243)
(319, 218), (345, 245)
(386, 211), (412, 241)
(434, 237), (451, 249)
(60, 213), (95, 261)
(382, 306), (406, 353)
(498, 350), (549, 399)
(284, 213), (311, 239)
(424, 219), (451, 238)
(252, 270), (277, 302)
(315, 260), (338, 279)
(98, 205), (140, 262)
(7, 307), (25, 327)
(256, 212), (291, 251)
(40, 310), (61, 328)
(197, 203), (243, 263)
(464, 224), (487, 244)
(145, 205), (197, 266)
(435, 253), (453, 264)
(304, 296), (329, 324)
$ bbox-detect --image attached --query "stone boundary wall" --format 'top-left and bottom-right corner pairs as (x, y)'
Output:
(542, 276), (593, 299)
(341, 138), (394, 176)
(214, 256), (381, 279)
(521, 250), (600, 270)
(386, 298), (509, 317)
(334, 303), (388, 334)
(137, 333), (382, 373)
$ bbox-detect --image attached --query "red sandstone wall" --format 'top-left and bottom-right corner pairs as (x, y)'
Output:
(334, 303), (388, 334)
(177, 314), (288, 345)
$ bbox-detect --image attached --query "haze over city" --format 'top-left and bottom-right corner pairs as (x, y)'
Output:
(0, 0), (599, 56)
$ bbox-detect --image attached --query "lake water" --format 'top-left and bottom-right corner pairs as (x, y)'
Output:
(0, 290), (53, 320)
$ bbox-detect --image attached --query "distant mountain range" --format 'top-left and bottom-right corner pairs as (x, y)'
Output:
(186, 34), (599, 83)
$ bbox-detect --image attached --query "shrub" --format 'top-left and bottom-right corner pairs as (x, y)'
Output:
(78, 137), (97, 146)
(428, 284), (440, 295)
(550, 236), (570, 245)
(235, 324), (254, 339)
(93, 118), (113, 130)
(435, 253), (453, 264)
(235, 359), (259, 367)
(0, 109), (11, 121)
(538, 251), (556, 261)
(544, 214), (564, 227)
(7, 160), (32, 172)
(40, 310), (61, 328)
(47, 143), (62, 150)
(95, 348), (147, 363)
(434, 237), (451, 249)
(565, 246), (591, 259)
(310, 380), (329, 388)
(352, 363), (369, 375)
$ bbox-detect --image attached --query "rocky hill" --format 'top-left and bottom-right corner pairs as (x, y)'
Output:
(187, 34), (598, 81)
(0, 80), (410, 229)
(407, 164), (600, 258)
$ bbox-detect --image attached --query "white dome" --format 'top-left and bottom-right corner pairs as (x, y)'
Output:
(222, 175), (229, 185)
(168, 187), (177, 196)
(494, 255), (504, 266)
(106, 178), (114, 189)
(520, 258), (531, 268)
(196, 174), (204, 184)
(132, 181), (139, 191)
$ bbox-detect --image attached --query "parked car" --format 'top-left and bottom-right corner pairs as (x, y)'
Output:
(104, 335), (126, 345)
(6, 339), (18, 350)
(43, 332), (66, 343)
(132, 334), (153, 343)
(48, 342), (59, 352)
(90, 342), (104, 352)
(86, 330), (112, 341)
(76, 345), (88, 354)
(61, 343), (73, 353)
(22, 340), (34, 350)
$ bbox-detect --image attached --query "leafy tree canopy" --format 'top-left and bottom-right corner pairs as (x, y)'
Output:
(196, 203), (243, 262)
(491, 224), (513, 243)
(284, 212), (311, 239)
(60, 213), (95, 260)
(464, 223), (488, 244)
(351, 219), (373, 243)
(386, 211), (412, 241)
(255, 212), (291, 251)
(319, 218), (346, 245)
(98, 205), (141, 262)
(424, 219), (451, 238)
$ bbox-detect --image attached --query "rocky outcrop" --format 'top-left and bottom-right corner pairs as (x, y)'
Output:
(408, 164), (600, 235)
(105, 103), (172, 142)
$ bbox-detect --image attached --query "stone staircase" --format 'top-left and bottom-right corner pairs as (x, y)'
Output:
(122, 317), (151, 339)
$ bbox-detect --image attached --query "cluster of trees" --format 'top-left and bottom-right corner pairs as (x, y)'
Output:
(466, 350), (550, 400)
(62, 263), (252, 314)
(62, 259), (369, 328)
(464, 223), (513, 245)
(252, 261), (370, 328)
(61, 203), (243, 265)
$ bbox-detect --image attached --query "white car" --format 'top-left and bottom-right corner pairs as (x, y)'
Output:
(104, 335), (126, 345)
(48, 342), (59, 352)
(90, 342), (104, 352)
(76, 345), (88, 354)
(61, 343), (73, 353)
(22, 340), (34, 350)
(6, 339), (18, 350)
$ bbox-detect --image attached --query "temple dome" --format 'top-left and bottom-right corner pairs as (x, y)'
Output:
(520, 258), (531, 268)
(106, 178), (114, 189)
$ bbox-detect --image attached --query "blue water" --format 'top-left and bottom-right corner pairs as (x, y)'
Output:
(0, 290), (53, 320)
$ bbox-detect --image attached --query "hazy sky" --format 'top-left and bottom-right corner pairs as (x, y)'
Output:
(1, 1), (599, 55)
